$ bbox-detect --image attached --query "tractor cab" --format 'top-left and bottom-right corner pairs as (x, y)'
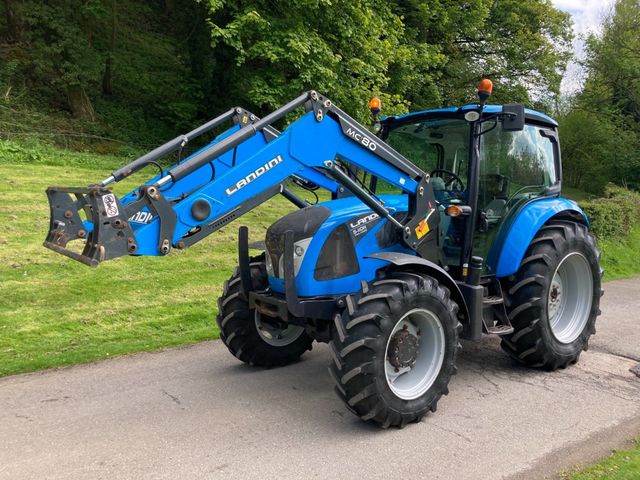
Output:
(380, 103), (561, 276)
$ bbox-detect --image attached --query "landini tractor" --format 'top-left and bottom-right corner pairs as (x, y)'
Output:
(45, 81), (603, 428)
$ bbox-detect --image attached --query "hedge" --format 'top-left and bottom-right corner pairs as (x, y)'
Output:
(579, 184), (640, 240)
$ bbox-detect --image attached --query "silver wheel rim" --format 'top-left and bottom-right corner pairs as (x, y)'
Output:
(255, 311), (305, 347)
(547, 252), (593, 344)
(384, 308), (446, 401)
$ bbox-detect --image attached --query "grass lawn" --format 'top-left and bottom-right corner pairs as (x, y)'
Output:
(1, 140), (639, 377)
(0, 145), (307, 376)
(598, 226), (640, 281)
(564, 438), (640, 479)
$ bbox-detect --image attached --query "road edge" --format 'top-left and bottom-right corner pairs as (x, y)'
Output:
(505, 412), (640, 480)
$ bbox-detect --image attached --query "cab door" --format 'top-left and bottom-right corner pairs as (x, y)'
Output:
(473, 123), (560, 274)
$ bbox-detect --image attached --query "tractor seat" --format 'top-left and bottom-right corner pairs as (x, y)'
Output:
(484, 198), (507, 219)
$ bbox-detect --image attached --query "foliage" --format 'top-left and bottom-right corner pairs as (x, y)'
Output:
(558, 109), (630, 194)
(429, 0), (573, 106)
(202, 0), (439, 122)
(1, 0), (574, 143)
(580, 184), (640, 240)
(0, 0), (208, 145)
(559, 0), (640, 193)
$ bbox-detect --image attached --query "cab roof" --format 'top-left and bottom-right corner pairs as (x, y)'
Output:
(382, 104), (558, 128)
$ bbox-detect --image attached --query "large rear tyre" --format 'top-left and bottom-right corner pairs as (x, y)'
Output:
(216, 254), (313, 367)
(500, 221), (603, 370)
(329, 271), (461, 428)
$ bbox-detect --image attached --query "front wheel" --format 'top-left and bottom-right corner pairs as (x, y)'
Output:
(500, 221), (603, 370)
(216, 254), (313, 367)
(329, 271), (461, 428)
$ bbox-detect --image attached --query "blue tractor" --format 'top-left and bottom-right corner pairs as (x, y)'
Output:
(45, 81), (602, 428)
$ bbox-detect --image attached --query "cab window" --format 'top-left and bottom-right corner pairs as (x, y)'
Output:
(384, 118), (470, 195)
(474, 123), (559, 270)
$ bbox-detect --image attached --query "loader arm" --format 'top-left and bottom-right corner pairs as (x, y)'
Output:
(44, 91), (439, 266)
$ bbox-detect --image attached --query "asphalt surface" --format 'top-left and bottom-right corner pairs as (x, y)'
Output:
(1, 278), (639, 480)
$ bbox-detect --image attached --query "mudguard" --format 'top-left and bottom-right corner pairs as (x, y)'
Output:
(491, 197), (588, 278)
(367, 251), (470, 322)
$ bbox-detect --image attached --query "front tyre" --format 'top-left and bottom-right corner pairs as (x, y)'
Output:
(501, 221), (603, 370)
(216, 254), (313, 367)
(329, 271), (461, 428)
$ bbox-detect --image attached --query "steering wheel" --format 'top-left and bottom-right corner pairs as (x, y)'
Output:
(430, 169), (465, 192)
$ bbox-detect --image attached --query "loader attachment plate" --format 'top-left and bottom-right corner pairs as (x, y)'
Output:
(44, 186), (137, 267)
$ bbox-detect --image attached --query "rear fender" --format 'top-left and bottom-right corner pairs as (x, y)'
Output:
(492, 197), (588, 278)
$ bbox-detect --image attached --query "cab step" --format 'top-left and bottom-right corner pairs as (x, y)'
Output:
(483, 295), (504, 305)
(481, 280), (514, 336)
(485, 324), (514, 335)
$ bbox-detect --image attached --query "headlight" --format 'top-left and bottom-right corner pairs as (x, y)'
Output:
(292, 237), (312, 276)
(265, 252), (275, 277)
(266, 237), (312, 278)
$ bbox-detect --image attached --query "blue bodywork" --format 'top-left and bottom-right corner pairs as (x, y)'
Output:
(490, 197), (588, 277)
(384, 104), (559, 127)
(269, 195), (412, 296)
(96, 110), (418, 257)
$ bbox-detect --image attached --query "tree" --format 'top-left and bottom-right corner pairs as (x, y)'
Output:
(565, 0), (640, 190)
(435, 0), (573, 105)
(202, 0), (441, 124)
(102, 0), (117, 96)
(202, 0), (574, 123)
(583, 0), (640, 123)
(558, 109), (616, 193)
(0, 0), (578, 145)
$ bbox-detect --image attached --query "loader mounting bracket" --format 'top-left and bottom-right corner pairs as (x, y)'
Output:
(43, 186), (138, 267)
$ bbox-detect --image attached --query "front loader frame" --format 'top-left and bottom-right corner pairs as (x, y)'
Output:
(44, 90), (441, 267)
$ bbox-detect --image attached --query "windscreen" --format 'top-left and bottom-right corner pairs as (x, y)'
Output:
(382, 118), (470, 194)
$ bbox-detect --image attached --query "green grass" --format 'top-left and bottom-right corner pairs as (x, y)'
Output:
(564, 438), (640, 479)
(599, 226), (640, 281)
(0, 141), (307, 376)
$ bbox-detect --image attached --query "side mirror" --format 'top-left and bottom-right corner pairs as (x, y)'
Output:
(502, 103), (525, 131)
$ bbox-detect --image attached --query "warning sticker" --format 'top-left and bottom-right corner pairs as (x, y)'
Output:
(415, 208), (435, 239)
(102, 193), (119, 218)
(415, 220), (430, 239)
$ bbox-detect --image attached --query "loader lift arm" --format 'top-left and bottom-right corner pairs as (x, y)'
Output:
(44, 91), (439, 266)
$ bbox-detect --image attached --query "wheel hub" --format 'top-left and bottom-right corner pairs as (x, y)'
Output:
(548, 275), (563, 319)
(384, 309), (446, 401)
(254, 311), (305, 347)
(387, 329), (419, 369)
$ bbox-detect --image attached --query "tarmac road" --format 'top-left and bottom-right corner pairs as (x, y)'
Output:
(1, 278), (639, 480)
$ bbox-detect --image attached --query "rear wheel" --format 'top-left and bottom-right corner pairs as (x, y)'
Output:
(216, 254), (313, 367)
(329, 271), (461, 428)
(500, 221), (603, 369)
